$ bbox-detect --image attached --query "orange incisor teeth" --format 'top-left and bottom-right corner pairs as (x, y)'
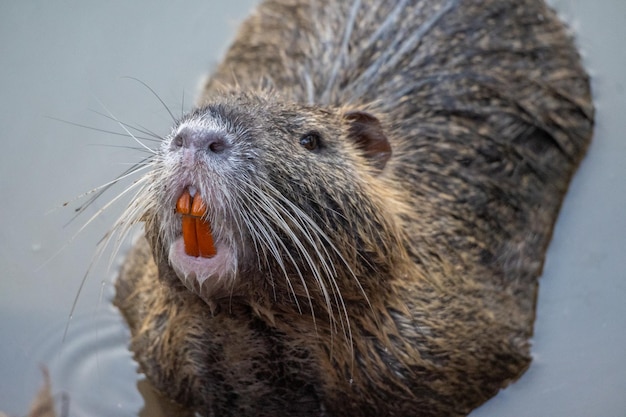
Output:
(175, 189), (217, 258)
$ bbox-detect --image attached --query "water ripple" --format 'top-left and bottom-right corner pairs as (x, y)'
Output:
(31, 309), (143, 417)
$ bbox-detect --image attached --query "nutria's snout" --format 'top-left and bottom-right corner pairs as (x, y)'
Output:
(160, 117), (244, 300)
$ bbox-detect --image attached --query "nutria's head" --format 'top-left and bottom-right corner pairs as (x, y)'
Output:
(129, 91), (407, 315)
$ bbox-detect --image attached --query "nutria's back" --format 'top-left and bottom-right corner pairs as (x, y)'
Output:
(114, 0), (594, 415)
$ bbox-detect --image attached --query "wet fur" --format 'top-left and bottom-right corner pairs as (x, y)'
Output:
(114, 0), (594, 415)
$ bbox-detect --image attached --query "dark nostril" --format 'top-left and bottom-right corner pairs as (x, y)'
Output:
(203, 132), (229, 154)
(208, 139), (226, 153)
(174, 134), (184, 148)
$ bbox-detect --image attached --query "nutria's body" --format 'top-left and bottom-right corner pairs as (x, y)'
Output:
(113, 0), (593, 415)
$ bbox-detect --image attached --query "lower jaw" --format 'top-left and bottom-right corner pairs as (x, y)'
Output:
(168, 237), (235, 300)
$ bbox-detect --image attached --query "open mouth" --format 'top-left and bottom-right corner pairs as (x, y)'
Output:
(175, 188), (216, 258)
(169, 187), (235, 298)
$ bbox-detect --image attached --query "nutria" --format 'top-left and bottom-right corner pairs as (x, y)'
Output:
(113, 0), (594, 415)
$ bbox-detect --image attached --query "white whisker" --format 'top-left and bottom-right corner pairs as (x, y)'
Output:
(94, 98), (157, 155)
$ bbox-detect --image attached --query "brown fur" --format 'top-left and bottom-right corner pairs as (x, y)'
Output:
(114, 0), (594, 415)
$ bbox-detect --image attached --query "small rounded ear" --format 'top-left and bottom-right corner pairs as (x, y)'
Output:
(344, 110), (392, 171)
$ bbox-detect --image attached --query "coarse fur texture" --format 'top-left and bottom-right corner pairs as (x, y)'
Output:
(113, 0), (594, 415)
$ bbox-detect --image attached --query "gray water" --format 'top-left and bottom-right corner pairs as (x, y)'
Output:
(0, 1), (624, 416)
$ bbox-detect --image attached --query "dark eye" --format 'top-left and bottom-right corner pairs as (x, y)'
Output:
(299, 132), (321, 151)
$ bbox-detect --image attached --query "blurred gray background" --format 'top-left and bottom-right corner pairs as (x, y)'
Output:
(0, 0), (624, 416)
